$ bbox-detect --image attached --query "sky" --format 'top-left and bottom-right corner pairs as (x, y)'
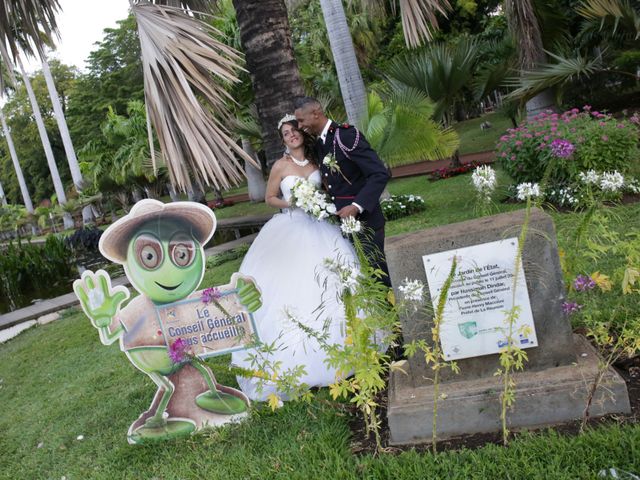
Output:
(23, 0), (131, 73)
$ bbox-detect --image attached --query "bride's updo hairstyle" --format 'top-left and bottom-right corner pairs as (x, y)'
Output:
(278, 116), (318, 165)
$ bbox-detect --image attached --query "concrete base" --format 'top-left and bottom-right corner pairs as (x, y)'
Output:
(388, 335), (631, 445)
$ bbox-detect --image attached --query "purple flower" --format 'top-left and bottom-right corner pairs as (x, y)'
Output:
(550, 138), (575, 158)
(201, 287), (222, 304)
(562, 301), (582, 315)
(573, 275), (596, 292)
(169, 338), (189, 364)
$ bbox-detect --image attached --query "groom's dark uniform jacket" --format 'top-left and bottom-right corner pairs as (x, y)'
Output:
(316, 121), (391, 286)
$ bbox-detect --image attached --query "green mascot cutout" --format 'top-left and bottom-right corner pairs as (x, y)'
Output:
(73, 199), (261, 444)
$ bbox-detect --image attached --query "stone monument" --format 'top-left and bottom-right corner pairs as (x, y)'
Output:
(386, 208), (630, 445)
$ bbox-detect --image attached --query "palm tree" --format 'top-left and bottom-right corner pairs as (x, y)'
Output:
(386, 38), (480, 127)
(231, 0), (305, 167)
(506, 0), (640, 107)
(359, 87), (460, 166)
(0, 108), (33, 214)
(314, 0), (452, 125)
(0, 178), (6, 206)
(504, 0), (556, 117)
(41, 55), (94, 224)
(17, 59), (74, 229)
(319, 0), (368, 125)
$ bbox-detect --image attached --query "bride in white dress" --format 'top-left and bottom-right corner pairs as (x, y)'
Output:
(231, 115), (357, 401)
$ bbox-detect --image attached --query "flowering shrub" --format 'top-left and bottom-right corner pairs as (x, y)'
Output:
(497, 107), (640, 185)
(381, 194), (426, 220)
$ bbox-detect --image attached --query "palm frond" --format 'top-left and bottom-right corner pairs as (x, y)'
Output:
(506, 50), (605, 100)
(359, 87), (459, 167)
(0, 0), (61, 86)
(132, 2), (258, 192)
(577, 0), (640, 40)
(399, 0), (452, 48)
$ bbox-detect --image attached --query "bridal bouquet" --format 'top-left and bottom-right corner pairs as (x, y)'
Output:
(290, 178), (337, 222)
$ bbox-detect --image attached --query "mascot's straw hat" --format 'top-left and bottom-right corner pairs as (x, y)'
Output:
(99, 199), (216, 264)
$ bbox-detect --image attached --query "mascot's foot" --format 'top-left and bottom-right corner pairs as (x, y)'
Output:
(196, 390), (247, 415)
(128, 418), (195, 445)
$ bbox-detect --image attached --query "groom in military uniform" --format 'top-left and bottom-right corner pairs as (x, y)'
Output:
(294, 96), (391, 287)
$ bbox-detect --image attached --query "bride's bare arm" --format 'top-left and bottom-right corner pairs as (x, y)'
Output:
(265, 159), (290, 209)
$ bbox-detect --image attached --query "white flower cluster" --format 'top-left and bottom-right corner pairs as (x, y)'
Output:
(626, 179), (640, 194)
(578, 169), (600, 185)
(471, 165), (497, 198)
(546, 187), (579, 207)
(599, 171), (625, 192)
(340, 216), (362, 235)
(291, 178), (337, 221)
(516, 182), (541, 201)
(398, 278), (424, 302)
(578, 170), (626, 192)
(323, 258), (361, 293)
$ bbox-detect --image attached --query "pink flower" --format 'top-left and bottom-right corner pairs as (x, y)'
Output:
(601, 135), (609, 141)
(201, 287), (222, 304)
(169, 338), (190, 364)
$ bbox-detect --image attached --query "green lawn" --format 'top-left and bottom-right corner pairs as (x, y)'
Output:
(453, 111), (514, 155)
(2, 171), (640, 479)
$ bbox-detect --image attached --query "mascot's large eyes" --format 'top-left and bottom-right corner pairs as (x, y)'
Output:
(169, 234), (196, 268)
(134, 234), (163, 270)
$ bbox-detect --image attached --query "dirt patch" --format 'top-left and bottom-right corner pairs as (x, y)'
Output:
(346, 355), (640, 455)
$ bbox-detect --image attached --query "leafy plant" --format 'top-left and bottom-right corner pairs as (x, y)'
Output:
(381, 194), (427, 220)
(358, 88), (459, 167)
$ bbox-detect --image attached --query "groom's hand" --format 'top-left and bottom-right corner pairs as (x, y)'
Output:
(337, 205), (359, 218)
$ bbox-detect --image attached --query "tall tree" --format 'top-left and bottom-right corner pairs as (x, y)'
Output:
(232, 0), (305, 166)
(0, 108), (33, 212)
(17, 59), (73, 229)
(504, 0), (555, 117)
(41, 56), (93, 224)
(319, 0), (368, 125)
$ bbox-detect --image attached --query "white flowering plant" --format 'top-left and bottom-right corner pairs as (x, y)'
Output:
(471, 165), (497, 216)
(381, 194), (426, 220)
(290, 178), (337, 222)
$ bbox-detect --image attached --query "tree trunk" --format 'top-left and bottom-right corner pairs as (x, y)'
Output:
(504, 0), (555, 119)
(0, 109), (34, 213)
(187, 183), (205, 203)
(232, 0), (305, 167)
(319, 0), (367, 126)
(0, 179), (7, 206)
(18, 59), (74, 230)
(242, 138), (266, 202)
(41, 56), (95, 225)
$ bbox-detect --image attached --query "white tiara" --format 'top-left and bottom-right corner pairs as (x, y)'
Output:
(277, 113), (297, 131)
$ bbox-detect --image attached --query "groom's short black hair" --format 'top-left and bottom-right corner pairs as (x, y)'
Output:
(294, 96), (322, 112)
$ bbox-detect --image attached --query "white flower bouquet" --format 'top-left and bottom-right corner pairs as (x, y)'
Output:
(290, 178), (337, 222)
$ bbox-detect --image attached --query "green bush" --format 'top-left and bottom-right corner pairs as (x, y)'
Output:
(381, 194), (426, 220)
(0, 236), (75, 310)
(497, 107), (640, 185)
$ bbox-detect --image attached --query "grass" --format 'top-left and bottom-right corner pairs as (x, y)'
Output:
(453, 111), (514, 155)
(2, 171), (640, 479)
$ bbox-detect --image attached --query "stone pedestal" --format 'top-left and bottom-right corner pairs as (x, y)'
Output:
(388, 335), (630, 444)
(385, 209), (631, 445)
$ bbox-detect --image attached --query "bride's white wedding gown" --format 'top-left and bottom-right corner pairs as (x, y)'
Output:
(231, 170), (356, 401)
